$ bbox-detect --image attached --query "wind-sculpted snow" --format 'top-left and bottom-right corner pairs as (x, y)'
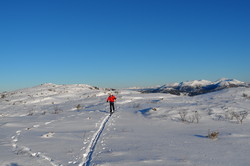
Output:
(1, 83), (250, 166)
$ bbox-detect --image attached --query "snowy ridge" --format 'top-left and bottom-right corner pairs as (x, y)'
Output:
(141, 78), (249, 96)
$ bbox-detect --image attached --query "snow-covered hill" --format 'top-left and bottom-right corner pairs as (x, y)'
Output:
(141, 78), (249, 96)
(1, 83), (250, 166)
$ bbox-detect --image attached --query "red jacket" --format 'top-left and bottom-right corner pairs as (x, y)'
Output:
(107, 95), (116, 102)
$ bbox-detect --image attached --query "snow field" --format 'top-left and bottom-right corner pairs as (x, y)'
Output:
(1, 84), (250, 166)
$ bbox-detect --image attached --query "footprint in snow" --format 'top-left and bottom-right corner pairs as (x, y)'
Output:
(45, 122), (52, 125)
(41, 132), (55, 138)
(33, 124), (40, 128)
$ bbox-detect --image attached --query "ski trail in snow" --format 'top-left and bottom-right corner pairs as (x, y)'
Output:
(79, 114), (111, 166)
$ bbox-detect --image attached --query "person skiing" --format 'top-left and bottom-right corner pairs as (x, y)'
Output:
(106, 93), (116, 115)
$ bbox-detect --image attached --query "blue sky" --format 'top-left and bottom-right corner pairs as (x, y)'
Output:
(0, 0), (249, 92)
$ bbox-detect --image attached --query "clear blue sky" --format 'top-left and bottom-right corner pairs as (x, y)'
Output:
(0, 0), (249, 92)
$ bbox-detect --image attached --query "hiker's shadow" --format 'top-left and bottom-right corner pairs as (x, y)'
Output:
(99, 110), (109, 113)
(194, 135), (208, 138)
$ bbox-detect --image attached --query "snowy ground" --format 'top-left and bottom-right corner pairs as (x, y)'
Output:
(1, 84), (250, 166)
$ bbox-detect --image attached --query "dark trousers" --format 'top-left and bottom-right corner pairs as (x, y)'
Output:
(109, 102), (115, 113)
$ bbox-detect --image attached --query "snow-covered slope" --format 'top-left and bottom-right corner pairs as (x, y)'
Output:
(1, 83), (250, 166)
(141, 78), (249, 96)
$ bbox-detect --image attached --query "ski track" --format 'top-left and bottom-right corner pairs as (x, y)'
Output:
(7, 92), (115, 166)
(79, 114), (111, 166)
(10, 109), (112, 166)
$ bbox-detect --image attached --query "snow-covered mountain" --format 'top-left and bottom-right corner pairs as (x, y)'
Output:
(141, 78), (249, 96)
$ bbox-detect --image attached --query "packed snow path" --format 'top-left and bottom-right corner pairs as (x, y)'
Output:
(79, 114), (111, 166)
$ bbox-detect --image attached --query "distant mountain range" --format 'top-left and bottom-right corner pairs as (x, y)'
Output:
(140, 78), (249, 96)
